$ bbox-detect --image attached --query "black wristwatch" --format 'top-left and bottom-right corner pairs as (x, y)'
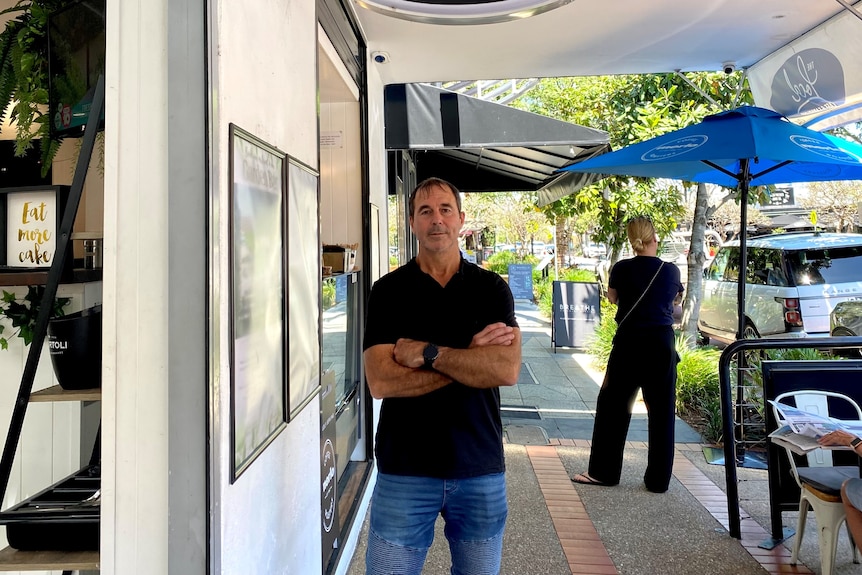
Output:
(851, 437), (862, 450)
(423, 343), (439, 369)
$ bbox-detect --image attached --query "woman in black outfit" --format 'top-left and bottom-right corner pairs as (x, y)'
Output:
(572, 216), (683, 493)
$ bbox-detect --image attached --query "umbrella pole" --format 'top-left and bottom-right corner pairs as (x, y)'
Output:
(734, 161), (751, 464)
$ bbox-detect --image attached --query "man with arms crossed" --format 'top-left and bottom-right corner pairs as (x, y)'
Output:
(363, 177), (521, 575)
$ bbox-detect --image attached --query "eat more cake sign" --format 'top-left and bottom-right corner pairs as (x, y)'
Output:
(3, 188), (61, 269)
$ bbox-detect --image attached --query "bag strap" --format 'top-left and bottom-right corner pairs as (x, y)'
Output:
(617, 261), (665, 329)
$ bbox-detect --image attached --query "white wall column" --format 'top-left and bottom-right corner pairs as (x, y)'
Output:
(104, 0), (207, 572)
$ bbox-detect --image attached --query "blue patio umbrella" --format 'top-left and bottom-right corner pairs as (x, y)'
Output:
(560, 105), (862, 542)
(559, 105), (862, 341)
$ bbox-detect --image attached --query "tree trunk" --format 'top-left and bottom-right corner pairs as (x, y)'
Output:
(555, 215), (567, 270)
(681, 182), (709, 346)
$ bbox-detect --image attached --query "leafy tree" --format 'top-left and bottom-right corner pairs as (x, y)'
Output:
(798, 180), (862, 232)
(705, 198), (770, 242)
(512, 72), (755, 343)
(462, 191), (549, 255)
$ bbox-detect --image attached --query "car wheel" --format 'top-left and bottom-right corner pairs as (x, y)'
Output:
(741, 322), (760, 340)
(696, 331), (710, 347)
(831, 327), (862, 357)
(740, 321), (764, 366)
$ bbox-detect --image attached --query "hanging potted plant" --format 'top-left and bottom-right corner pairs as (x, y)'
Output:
(0, 0), (72, 174)
(1, 0), (105, 175)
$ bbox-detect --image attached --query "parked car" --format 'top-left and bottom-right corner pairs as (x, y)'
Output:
(697, 232), (862, 344)
(831, 300), (862, 337)
(531, 242), (548, 255)
(660, 230), (723, 286)
(830, 300), (862, 356)
(583, 243), (606, 258)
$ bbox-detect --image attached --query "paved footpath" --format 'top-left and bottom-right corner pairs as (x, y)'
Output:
(345, 301), (857, 574)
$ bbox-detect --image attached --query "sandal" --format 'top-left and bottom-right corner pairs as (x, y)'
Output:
(571, 473), (614, 487)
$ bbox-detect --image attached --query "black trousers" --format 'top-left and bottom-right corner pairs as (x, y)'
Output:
(588, 326), (678, 492)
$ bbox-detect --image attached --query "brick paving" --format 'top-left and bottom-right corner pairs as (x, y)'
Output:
(524, 441), (816, 575)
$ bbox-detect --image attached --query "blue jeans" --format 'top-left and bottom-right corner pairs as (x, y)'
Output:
(365, 472), (508, 575)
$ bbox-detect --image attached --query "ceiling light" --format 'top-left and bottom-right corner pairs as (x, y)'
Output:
(355, 0), (574, 25)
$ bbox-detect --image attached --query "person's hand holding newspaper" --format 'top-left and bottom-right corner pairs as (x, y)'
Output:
(767, 399), (862, 454)
(817, 428), (859, 448)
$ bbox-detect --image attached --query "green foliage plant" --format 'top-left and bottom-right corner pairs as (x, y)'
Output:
(321, 280), (336, 310)
(535, 267), (598, 316)
(584, 298), (617, 369)
(0, 0), (76, 175)
(485, 250), (536, 275)
(0, 286), (71, 349)
(534, 276), (552, 315)
(675, 340), (723, 443)
(559, 267), (598, 283)
(695, 394), (724, 446)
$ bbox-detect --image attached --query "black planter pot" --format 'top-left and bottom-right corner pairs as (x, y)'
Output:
(47, 305), (102, 390)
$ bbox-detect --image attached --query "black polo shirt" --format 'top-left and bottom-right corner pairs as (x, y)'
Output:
(363, 258), (518, 478)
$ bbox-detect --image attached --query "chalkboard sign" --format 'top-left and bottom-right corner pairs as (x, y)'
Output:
(507, 264), (533, 300)
(551, 281), (600, 349)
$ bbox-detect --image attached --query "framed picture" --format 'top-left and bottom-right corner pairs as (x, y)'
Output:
(229, 125), (288, 481)
(286, 157), (321, 419)
(0, 185), (71, 273)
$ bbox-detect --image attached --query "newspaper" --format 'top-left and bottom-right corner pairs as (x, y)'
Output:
(768, 400), (846, 437)
(767, 399), (862, 454)
(768, 424), (827, 454)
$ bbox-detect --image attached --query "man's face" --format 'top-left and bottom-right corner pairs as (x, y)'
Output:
(409, 184), (465, 255)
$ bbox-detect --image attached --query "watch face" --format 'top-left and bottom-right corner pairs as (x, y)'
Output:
(424, 344), (438, 364)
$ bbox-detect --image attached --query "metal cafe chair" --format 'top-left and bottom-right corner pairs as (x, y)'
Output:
(772, 390), (861, 575)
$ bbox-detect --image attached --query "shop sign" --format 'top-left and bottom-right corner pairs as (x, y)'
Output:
(551, 281), (600, 349)
(0, 186), (69, 270)
(320, 369), (339, 569)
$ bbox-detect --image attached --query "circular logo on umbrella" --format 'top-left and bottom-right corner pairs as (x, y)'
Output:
(789, 134), (859, 163)
(641, 135), (708, 161)
(784, 163), (843, 179)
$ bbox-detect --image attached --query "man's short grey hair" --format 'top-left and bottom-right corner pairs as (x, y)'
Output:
(408, 177), (462, 217)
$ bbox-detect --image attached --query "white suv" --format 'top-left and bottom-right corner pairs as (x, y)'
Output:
(698, 232), (862, 343)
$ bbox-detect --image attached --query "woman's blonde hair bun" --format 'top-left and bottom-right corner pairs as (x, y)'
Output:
(626, 216), (656, 255)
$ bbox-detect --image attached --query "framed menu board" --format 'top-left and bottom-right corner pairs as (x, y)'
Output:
(228, 125), (287, 481)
